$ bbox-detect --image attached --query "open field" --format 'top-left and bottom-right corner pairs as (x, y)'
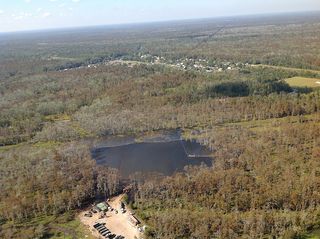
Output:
(285, 76), (320, 88)
(252, 64), (320, 75)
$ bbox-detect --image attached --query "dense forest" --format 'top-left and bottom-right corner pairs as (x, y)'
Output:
(133, 114), (320, 238)
(1, 12), (320, 238)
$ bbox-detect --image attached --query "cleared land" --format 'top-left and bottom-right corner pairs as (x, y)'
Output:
(285, 77), (320, 88)
(79, 195), (142, 239)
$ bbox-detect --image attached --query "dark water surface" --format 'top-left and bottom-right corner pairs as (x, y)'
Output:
(91, 135), (213, 178)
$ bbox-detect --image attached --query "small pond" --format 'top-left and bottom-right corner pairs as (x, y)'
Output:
(91, 131), (213, 178)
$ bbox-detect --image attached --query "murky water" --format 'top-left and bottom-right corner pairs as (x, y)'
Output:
(91, 132), (213, 178)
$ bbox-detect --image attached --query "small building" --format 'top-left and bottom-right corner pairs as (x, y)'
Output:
(96, 202), (108, 212)
(128, 215), (140, 226)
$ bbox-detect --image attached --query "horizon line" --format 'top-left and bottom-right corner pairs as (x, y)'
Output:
(0, 10), (319, 35)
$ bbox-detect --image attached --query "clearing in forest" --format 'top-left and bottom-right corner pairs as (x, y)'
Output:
(285, 77), (320, 88)
(79, 194), (143, 239)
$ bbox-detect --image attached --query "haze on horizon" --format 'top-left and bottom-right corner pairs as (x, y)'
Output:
(1, 0), (320, 33)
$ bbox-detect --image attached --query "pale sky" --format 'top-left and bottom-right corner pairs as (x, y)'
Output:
(0, 0), (320, 32)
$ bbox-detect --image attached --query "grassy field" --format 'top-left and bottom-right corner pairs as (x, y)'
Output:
(306, 229), (320, 239)
(285, 77), (320, 88)
(252, 64), (320, 75)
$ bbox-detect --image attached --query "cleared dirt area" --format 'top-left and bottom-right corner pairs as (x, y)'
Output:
(79, 194), (143, 239)
(285, 77), (320, 88)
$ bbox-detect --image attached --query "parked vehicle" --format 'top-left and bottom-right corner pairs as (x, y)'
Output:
(115, 236), (125, 239)
(98, 226), (107, 231)
(99, 228), (108, 234)
(100, 230), (108, 235)
(91, 208), (98, 213)
(96, 225), (105, 231)
(104, 232), (112, 237)
(93, 223), (101, 228)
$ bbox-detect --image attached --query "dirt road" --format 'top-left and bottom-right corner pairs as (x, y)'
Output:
(79, 194), (142, 239)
